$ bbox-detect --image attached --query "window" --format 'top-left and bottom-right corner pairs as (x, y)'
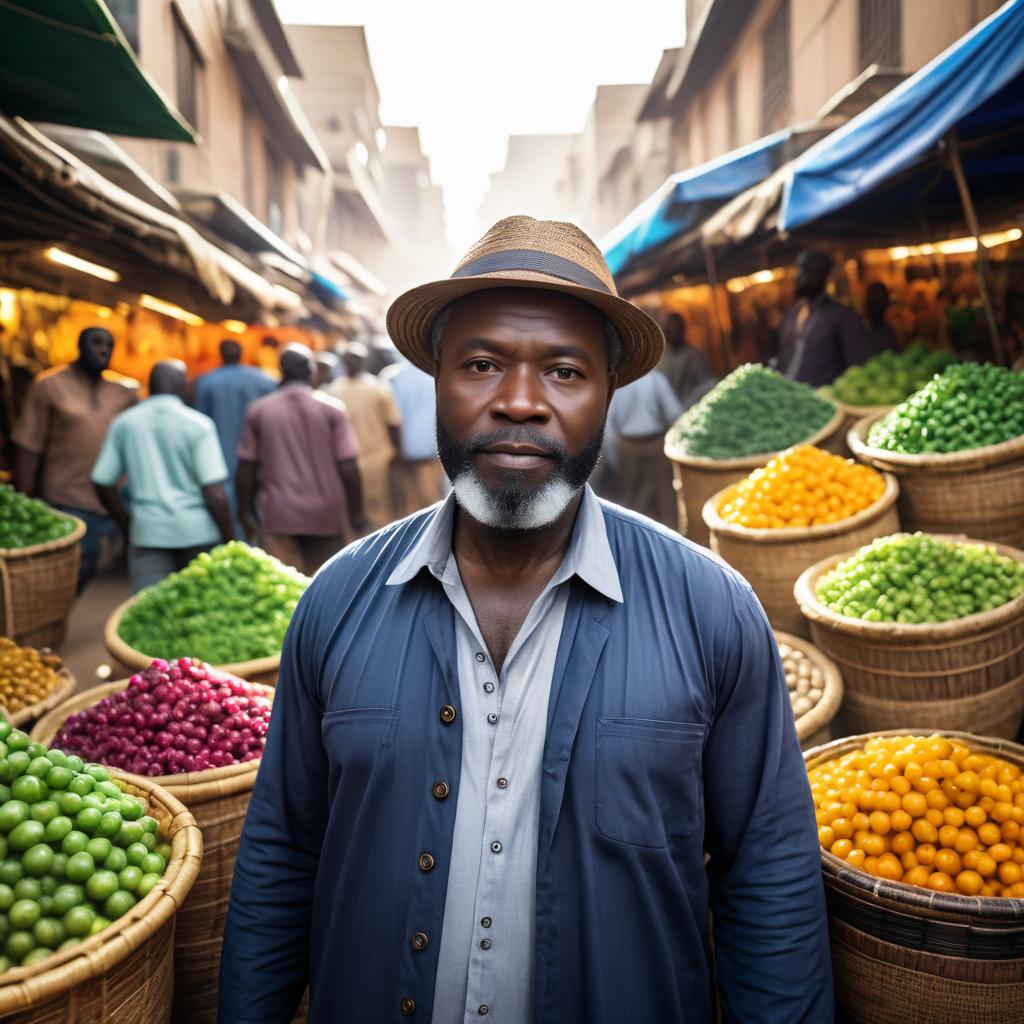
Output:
(859, 0), (901, 70)
(761, 0), (790, 134)
(107, 0), (139, 53)
(726, 71), (739, 150)
(265, 141), (284, 236)
(173, 8), (202, 131)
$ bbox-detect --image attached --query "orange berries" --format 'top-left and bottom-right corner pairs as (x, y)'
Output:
(808, 735), (1024, 899)
(718, 445), (886, 528)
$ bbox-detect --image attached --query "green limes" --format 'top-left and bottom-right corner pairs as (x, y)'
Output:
(103, 848), (128, 873)
(103, 890), (135, 919)
(139, 853), (165, 876)
(60, 830), (89, 857)
(65, 852), (95, 884)
(85, 870), (118, 903)
(5, 930), (35, 961)
(8, 819), (45, 852)
(118, 866), (143, 893)
(97, 811), (123, 838)
(51, 884), (84, 917)
(0, 883), (13, 912)
(85, 837), (112, 863)
(42, 816), (73, 844)
(0, 801), (30, 833)
(22, 843), (54, 877)
(125, 842), (148, 867)
(56, 791), (82, 816)
(137, 872), (161, 898)
(63, 904), (95, 938)
(33, 917), (64, 950)
(74, 807), (102, 833)
(9, 898), (40, 929)
(11, 775), (45, 804)
(45, 766), (73, 791)
(29, 800), (59, 825)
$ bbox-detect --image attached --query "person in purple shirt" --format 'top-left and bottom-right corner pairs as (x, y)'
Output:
(776, 250), (874, 386)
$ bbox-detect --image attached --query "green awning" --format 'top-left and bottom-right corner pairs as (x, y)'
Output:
(0, 0), (196, 143)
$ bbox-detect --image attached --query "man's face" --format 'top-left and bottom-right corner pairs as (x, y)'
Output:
(435, 288), (616, 531)
(795, 254), (829, 298)
(78, 330), (114, 375)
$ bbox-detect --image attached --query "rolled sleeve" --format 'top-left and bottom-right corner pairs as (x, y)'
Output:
(11, 379), (51, 454)
(219, 591), (329, 1022)
(236, 406), (260, 463)
(90, 421), (124, 487)
(704, 587), (834, 1022)
(332, 408), (359, 462)
(194, 422), (229, 486)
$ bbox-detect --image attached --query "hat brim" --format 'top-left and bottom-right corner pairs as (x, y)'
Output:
(385, 269), (664, 386)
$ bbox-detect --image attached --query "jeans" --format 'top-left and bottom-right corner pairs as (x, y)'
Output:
(128, 543), (215, 593)
(52, 505), (118, 593)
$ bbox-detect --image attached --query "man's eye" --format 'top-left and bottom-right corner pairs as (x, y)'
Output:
(553, 367), (580, 380)
(471, 359), (494, 372)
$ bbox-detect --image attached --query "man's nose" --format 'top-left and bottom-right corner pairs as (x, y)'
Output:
(491, 364), (549, 422)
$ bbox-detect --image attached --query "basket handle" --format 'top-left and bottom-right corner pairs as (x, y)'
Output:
(0, 555), (13, 638)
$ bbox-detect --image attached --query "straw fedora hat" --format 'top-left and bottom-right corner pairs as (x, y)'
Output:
(386, 215), (664, 385)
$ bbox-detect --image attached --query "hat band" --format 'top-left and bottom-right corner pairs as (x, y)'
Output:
(451, 249), (612, 294)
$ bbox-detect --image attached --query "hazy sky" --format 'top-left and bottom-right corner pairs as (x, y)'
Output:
(275, 1), (683, 250)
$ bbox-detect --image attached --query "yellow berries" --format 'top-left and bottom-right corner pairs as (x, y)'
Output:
(0, 638), (63, 713)
(808, 735), (1024, 898)
(718, 445), (887, 529)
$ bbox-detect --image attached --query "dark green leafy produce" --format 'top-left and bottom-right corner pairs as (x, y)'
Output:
(816, 533), (1024, 624)
(827, 340), (956, 407)
(117, 542), (309, 664)
(0, 485), (74, 549)
(667, 364), (836, 460)
(866, 362), (1024, 454)
(0, 713), (170, 971)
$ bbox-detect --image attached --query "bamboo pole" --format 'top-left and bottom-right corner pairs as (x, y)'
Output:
(946, 129), (1004, 364)
(701, 240), (733, 371)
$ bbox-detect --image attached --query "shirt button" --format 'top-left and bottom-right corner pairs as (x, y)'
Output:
(480, 916), (492, 928)
(480, 938), (492, 950)
(478, 1006), (489, 1016)
(418, 852), (435, 872)
(439, 704), (457, 724)
(490, 841), (502, 854)
(483, 682), (495, 693)
(432, 780), (450, 800)
(475, 652), (486, 663)
(410, 931), (429, 952)
(496, 777), (508, 789)
(487, 713), (498, 725)
(400, 996), (416, 1015)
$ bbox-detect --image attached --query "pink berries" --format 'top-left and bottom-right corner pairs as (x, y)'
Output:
(56, 659), (271, 776)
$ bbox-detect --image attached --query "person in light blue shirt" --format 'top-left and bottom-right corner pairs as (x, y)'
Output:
(381, 355), (444, 516)
(93, 360), (234, 592)
(192, 340), (276, 527)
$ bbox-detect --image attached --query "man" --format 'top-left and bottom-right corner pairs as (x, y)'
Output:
(92, 360), (233, 592)
(382, 355), (445, 516)
(776, 249), (874, 385)
(220, 217), (833, 1024)
(325, 341), (403, 528)
(12, 327), (137, 590)
(236, 344), (365, 576)
(192, 339), (276, 528)
(863, 281), (901, 354)
(606, 367), (684, 528)
(658, 312), (717, 408)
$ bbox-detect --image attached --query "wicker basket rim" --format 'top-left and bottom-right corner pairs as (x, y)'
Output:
(775, 631), (844, 741)
(702, 471), (900, 542)
(0, 769), (202, 1009)
(793, 533), (1024, 639)
(104, 596), (282, 677)
(664, 403), (844, 469)
(848, 410), (1024, 471)
(4, 666), (77, 729)
(30, 678), (273, 792)
(0, 511), (87, 560)
(804, 729), (1024, 921)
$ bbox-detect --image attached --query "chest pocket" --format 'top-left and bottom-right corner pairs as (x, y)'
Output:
(596, 718), (706, 848)
(321, 707), (400, 776)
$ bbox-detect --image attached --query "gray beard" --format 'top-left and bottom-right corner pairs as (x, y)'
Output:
(450, 470), (579, 532)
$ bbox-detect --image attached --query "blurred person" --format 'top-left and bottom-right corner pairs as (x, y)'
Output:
(92, 360), (233, 593)
(312, 350), (340, 389)
(220, 215), (833, 1024)
(607, 367), (684, 528)
(658, 312), (717, 408)
(381, 356), (444, 516)
(325, 341), (402, 528)
(864, 282), (900, 353)
(776, 249), (873, 385)
(12, 326), (137, 590)
(236, 344), (364, 576)
(366, 333), (400, 376)
(192, 340), (276, 529)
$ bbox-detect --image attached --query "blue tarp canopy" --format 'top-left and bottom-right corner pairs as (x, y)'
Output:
(602, 129), (796, 276)
(781, 0), (1024, 238)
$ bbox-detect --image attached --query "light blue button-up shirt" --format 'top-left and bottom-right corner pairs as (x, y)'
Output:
(388, 486), (622, 1023)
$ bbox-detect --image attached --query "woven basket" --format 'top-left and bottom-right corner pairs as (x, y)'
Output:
(664, 405), (844, 547)
(704, 473), (900, 636)
(0, 513), (85, 650)
(821, 396), (894, 457)
(3, 665), (76, 730)
(804, 730), (1024, 1024)
(775, 631), (844, 749)
(794, 537), (1024, 739)
(103, 597), (280, 687)
(849, 412), (1024, 548)
(31, 679), (274, 1024)
(0, 768), (202, 1023)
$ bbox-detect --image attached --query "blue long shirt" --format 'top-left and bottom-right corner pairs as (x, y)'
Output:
(219, 501), (834, 1023)
(192, 363), (276, 477)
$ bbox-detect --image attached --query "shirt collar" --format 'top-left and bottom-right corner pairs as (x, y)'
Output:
(386, 484), (623, 604)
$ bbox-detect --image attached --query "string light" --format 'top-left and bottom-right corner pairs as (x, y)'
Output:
(44, 247), (120, 283)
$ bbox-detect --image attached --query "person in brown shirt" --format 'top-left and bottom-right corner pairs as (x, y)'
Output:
(236, 344), (365, 576)
(12, 327), (138, 590)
